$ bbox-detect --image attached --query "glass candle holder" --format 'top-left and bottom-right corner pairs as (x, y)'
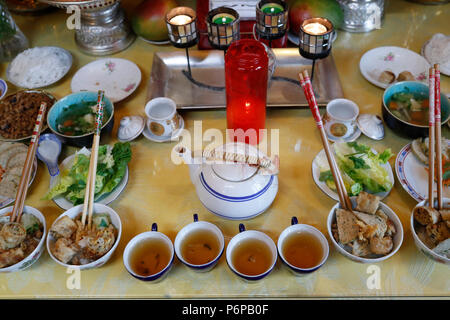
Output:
(255, 0), (288, 40)
(298, 17), (334, 60)
(166, 7), (198, 48)
(206, 6), (240, 51)
(225, 39), (268, 145)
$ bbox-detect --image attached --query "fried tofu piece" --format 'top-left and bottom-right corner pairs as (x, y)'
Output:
(413, 206), (441, 226)
(370, 236), (393, 255)
(355, 192), (380, 214)
(386, 219), (396, 237)
(351, 240), (371, 257)
(440, 209), (450, 222)
(53, 238), (79, 264)
(426, 222), (450, 243)
(353, 211), (387, 238)
(375, 210), (388, 221)
(336, 209), (360, 244)
(0, 247), (25, 268)
(50, 216), (77, 239)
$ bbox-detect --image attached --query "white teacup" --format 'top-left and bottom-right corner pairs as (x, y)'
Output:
(145, 97), (181, 138)
(277, 217), (329, 276)
(174, 214), (225, 272)
(323, 98), (359, 141)
(226, 224), (277, 282)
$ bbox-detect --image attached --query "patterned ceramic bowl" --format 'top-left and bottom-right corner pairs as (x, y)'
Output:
(0, 205), (46, 273)
(411, 199), (450, 265)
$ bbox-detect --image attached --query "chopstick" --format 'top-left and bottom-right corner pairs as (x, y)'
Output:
(428, 67), (435, 209)
(80, 91), (105, 229)
(11, 102), (47, 223)
(434, 64), (443, 210)
(298, 70), (352, 211)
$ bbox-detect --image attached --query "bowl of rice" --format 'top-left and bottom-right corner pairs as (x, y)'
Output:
(6, 46), (72, 89)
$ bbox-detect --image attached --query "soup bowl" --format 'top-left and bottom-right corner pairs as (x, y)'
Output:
(47, 203), (122, 270)
(47, 91), (114, 147)
(382, 81), (450, 139)
(0, 206), (46, 273)
(411, 199), (450, 265)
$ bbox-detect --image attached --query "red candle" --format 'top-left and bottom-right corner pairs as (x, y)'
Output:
(225, 39), (268, 145)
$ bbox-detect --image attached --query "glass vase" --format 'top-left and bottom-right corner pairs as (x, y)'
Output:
(0, 1), (28, 62)
(225, 39), (268, 145)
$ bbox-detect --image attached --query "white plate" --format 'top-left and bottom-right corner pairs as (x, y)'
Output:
(312, 148), (394, 201)
(0, 158), (37, 209)
(421, 33), (450, 76)
(359, 46), (430, 89)
(395, 141), (450, 202)
(49, 150), (129, 210)
(71, 58), (141, 103)
(142, 117), (185, 143)
(6, 46), (72, 89)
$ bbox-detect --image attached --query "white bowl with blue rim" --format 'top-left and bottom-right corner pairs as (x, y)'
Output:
(0, 205), (46, 273)
(226, 223), (277, 281)
(123, 223), (175, 282)
(0, 79), (7, 100)
(174, 213), (224, 273)
(277, 216), (329, 276)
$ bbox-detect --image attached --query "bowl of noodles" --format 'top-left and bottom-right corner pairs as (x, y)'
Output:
(46, 203), (121, 270)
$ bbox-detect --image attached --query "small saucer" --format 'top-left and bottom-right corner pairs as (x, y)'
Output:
(357, 114), (385, 141)
(142, 117), (185, 143)
(326, 127), (361, 143)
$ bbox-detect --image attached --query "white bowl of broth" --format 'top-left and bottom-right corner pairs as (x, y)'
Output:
(226, 224), (277, 281)
(277, 217), (329, 276)
(174, 214), (224, 272)
(123, 223), (175, 282)
(0, 206), (46, 273)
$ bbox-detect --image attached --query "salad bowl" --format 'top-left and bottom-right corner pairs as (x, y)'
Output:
(44, 142), (131, 210)
(312, 141), (394, 201)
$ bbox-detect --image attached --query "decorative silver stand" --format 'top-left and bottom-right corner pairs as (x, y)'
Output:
(38, 0), (135, 55)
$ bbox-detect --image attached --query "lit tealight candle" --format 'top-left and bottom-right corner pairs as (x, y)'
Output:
(212, 13), (236, 24)
(169, 14), (192, 26)
(303, 22), (327, 35)
(261, 3), (284, 14)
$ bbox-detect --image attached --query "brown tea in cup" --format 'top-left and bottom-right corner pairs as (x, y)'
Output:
(181, 229), (221, 265)
(282, 232), (323, 269)
(130, 238), (172, 277)
(231, 238), (273, 276)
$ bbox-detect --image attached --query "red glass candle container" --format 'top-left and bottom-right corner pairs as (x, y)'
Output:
(225, 39), (268, 145)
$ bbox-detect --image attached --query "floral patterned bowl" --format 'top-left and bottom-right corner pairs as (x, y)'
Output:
(0, 206), (46, 273)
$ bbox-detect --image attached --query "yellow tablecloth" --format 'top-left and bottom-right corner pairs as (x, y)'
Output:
(0, 0), (449, 298)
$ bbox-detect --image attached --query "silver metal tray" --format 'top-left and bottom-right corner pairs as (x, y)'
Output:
(147, 48), (344, 109)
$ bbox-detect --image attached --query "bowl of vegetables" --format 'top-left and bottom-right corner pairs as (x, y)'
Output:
(47, 91), (114, 147)
(382, 81), (450, 139)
